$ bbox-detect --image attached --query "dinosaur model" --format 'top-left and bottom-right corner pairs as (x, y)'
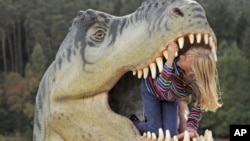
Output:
(33, 0), (217, 140)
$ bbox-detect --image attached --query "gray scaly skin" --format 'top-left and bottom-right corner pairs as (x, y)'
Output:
(33, 0), (217, 140)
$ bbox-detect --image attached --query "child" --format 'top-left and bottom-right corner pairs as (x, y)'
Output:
(130, 42), (222, 138)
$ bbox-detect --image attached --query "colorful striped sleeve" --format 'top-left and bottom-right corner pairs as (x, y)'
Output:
(186, 106), (202, 131)
(148, 63), (191, 101)
(147, 64), (175, 100)
(147, 63), (202, 131)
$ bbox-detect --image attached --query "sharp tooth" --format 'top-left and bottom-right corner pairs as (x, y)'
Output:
(183, 131), (189, 141)
(143, 67), (149, 79)
(211, 43), (217, 62)
(204, 34), (209, 44)
(175, 51), (178, 57)
(147, 131), (151, 139)
(178, 37), (184, 49)
(209, 36), (213, 47)
(196, 33), (202, 43)
(173, 136), (178, 141)
(165, 130), (171, 140)
(189, 34), (194, 44)
(192, 138), (197, 141)
(132, 70), (136, 76)
(163, 50), (168, 60)
(137, 70), (143, 78)
(151, 133), (157, 140)
(156, 57), (163, 72)
(150, 63), (156, 79)
(158, 128), (164, 141)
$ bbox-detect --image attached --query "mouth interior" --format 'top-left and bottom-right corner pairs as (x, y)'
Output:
(131, 32), (217, 79)
(178, 33), (213, 55)
(108, 32), (217, 135)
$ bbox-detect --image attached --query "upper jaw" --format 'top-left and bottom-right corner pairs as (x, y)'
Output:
(131, 32), (217, 79)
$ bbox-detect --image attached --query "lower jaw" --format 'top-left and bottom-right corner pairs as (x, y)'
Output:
(90, 92), (143, 140)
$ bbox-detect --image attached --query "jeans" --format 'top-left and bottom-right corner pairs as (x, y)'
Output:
(133, 79), (179, 137)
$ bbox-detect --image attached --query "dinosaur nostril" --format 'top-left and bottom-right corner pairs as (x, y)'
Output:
(172, 8), (184, 17)
(77, 11), (84, 17)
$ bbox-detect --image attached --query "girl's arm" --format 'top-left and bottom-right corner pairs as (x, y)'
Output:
(178, 100), (188, 133)
(186, 105), (202, 131)
(176, 105), (201, 140)
(147, 42), (180, 100)
(165, 42), (178, 67)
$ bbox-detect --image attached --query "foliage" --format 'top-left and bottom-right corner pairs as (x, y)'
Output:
(0, 72), (28, 136)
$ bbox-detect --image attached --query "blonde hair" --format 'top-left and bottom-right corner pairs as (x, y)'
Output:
(184, 47), (222, 112)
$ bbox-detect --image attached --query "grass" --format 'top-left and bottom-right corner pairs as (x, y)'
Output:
(215, 139), (229, 141)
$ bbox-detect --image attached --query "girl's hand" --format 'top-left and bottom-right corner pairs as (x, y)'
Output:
(166, 42), (179, 67)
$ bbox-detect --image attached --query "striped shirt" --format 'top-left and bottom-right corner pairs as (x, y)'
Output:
(144, 59), (202, 131)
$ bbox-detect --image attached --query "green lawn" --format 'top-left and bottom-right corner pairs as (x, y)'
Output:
(215, 139), (229, 141)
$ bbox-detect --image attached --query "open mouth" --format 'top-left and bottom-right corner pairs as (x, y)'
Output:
(108, 32), (217, 138)
(131, 32), (217, 79)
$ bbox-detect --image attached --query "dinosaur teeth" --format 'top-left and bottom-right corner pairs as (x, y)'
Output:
(165, 130), (171, 140)
(143, 67), (149, 79)
(209, 36), (213, 47)
(173, 136), (178, 141)
(156, 57), (163, 72)
(147, 131), (151, 139)
(204, 34), (209, 45)
(151, 133), (157, 140)
(209, 36), (218, 61)
(132, 70), (136, 76)
(189, 34), (194, 44)
(192, 138), (197, 141)
(150, 63), (157, 79)
(178, 37), (184, 49)
(143, 129), (215, 141)
(211, 42), (217, 62)
(183, 131), (189, 141)
(163, 50), (168, 60)
(132, 33), (217, 79)
(137, 70), (143, 78)
(133, 56), (164, 79)
(196, 33), (202, 43)
(158, 128), (164, 140)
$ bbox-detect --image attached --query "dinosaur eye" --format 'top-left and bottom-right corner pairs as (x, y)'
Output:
(94, 30), (105, 40)
(173, 8), (184, 17)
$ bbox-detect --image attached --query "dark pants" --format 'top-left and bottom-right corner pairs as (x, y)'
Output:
(133, 79), (178, 137)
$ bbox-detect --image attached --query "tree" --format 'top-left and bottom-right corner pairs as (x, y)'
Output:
(113, 0), (122, 16)
(0, 29), (7, 72)
(198, 0), (236, 42)
(0, 72), (27, 135)
(242, 27), (250, 59)
(23, 43), (47, 136)
(0, 0), (15, 72)
(235, 13), (249, 47)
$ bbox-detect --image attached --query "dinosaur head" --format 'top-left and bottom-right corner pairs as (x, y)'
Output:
(48, 0), (217, 140)
(53, 0), (217, 98)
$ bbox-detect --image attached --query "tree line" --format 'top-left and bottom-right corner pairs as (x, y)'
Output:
(0, 0), (250, 140)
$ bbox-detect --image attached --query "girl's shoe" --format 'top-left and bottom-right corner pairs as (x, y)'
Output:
(128, 114), (139, 121)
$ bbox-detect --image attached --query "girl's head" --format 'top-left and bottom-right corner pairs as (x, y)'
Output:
(178, 47), (222, 112)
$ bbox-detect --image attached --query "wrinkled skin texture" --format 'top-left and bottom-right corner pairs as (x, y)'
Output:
(33, 0), (217, 140)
